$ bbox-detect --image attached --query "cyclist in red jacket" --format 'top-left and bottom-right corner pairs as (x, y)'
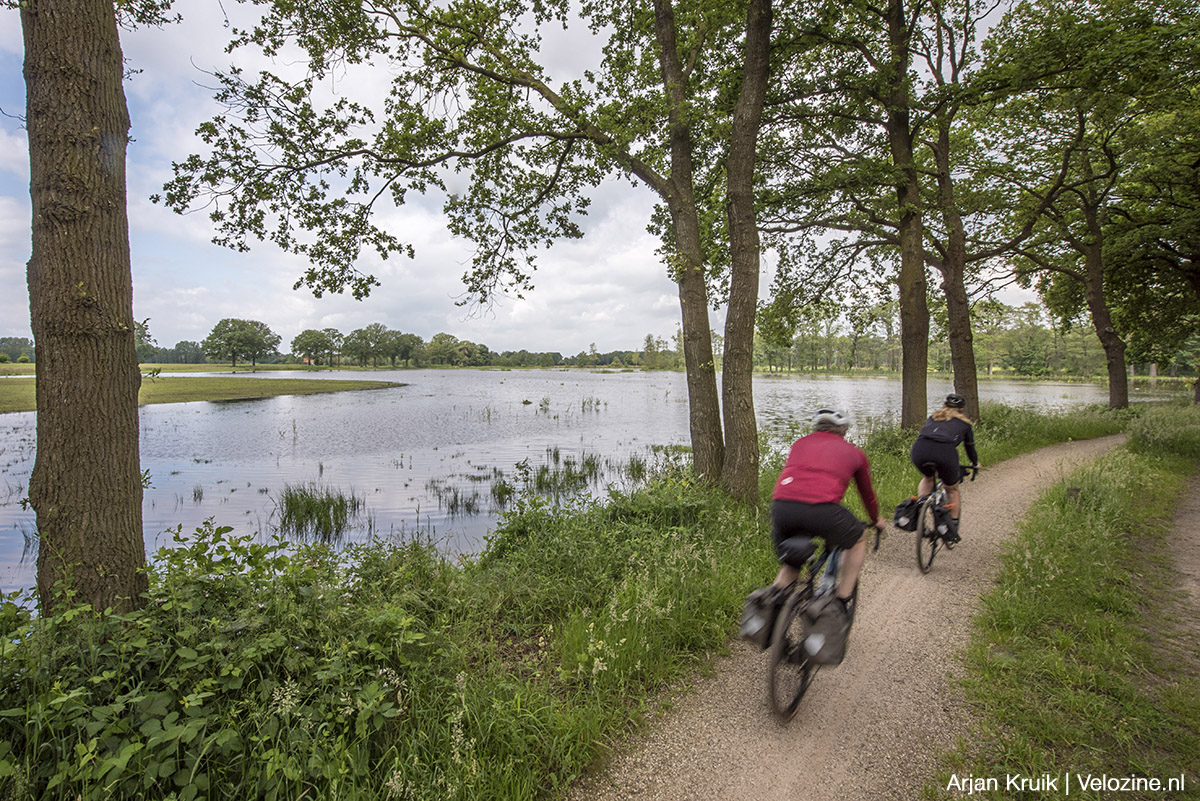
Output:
(766, 408), (887, 611)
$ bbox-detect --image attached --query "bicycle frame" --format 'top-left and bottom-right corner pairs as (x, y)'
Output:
(915, 464), (977, 573)
(767, 526), (880, 722)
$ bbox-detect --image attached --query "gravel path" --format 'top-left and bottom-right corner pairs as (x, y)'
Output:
(1167, 474), (1200, 646)
(567, 435), (1128, 801)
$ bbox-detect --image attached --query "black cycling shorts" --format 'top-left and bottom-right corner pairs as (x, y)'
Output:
(910, 437), (961, 485)
(770, 500), (866, 553)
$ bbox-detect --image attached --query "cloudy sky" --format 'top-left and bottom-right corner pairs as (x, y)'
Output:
(0, 2), (706, 357)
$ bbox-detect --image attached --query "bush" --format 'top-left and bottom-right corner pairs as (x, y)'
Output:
(0, 522), (448, 801)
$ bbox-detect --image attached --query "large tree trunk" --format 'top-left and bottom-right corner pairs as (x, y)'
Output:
(1081, 207), (1129, 409)
(886, 0), (929, 428)
(23, 0), (147, 612)
(721, 0), (772, 504)
(653, 0), (724, 483)
(931, 118), (982, 421)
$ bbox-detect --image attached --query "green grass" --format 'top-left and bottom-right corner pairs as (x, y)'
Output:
(0, 376), (401, 413)
(0, 402), (1187, 801)
(276, 483), (368, 542)
(924, 403), (1200, 801)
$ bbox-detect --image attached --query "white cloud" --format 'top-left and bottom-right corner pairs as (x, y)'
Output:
(0, 1), (714, 354)
(0, 128), (27, 179)
(0, 10), (19, 57)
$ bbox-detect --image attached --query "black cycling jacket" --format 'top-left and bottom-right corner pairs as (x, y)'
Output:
(916, 416), (979, 465)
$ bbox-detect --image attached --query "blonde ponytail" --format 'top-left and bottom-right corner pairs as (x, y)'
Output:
(932, 407), (973, 424)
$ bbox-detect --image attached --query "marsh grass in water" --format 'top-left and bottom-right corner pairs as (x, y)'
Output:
(425, 478), (482, 517)
(276, 483), (367, 542)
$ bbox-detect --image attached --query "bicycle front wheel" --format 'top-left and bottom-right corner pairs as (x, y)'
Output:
(767, 587), (817, 723)
(916, 498), (939, 574)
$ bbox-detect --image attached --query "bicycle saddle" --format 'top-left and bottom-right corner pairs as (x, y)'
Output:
(777, 535), (819, 568)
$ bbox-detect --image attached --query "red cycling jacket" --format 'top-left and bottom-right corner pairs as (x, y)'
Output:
(771, 430), (880, 521)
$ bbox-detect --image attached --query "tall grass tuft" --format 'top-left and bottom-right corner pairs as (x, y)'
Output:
(1128, 401), (1200, 460)
(276, 482), (366, 541)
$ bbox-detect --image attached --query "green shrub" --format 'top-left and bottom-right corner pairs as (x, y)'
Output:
(0, 523), (447, 801)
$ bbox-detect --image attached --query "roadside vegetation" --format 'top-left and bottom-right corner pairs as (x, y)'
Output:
(0, 404), (1192, 800)
(0, 377), (401, 414)
(926, 404), (1200, 800)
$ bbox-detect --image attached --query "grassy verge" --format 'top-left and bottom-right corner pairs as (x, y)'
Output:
(0, 404), (1151, 800)
(0, 376), (401, 413)
(926, 403), (1200, 800)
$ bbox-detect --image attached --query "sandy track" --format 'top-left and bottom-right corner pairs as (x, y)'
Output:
(567, 435), (1128, 801)
(1167, 475), (1200, 647)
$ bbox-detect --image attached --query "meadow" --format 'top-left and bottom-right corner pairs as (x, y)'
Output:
(0, 376), (401, 413)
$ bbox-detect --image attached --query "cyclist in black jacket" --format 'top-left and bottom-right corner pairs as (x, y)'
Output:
(910, 393), (981, 537)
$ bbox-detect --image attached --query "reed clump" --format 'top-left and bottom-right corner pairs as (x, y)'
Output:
(276, 482), (366, 541)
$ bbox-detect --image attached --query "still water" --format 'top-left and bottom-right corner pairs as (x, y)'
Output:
(0, 369), (1177, 593)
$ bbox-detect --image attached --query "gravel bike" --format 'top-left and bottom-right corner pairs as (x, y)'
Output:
(915, 464), (977, 574)
(767, 526), (881, 723)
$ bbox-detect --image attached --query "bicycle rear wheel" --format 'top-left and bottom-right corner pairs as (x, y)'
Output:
(767, 586), (817, 722)
(915, 498), (939, 573)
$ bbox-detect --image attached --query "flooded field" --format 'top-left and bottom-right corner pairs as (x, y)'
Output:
(0, 368), (1177, 593)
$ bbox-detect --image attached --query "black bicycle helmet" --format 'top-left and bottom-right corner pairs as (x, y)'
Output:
(944, 393), (966, 409)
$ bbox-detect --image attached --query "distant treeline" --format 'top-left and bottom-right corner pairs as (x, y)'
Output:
(0, 338), (34, 363)
(9, 296), (1197, 378)
(758, 300), (1200, 379)
(122, 318), (686, 370)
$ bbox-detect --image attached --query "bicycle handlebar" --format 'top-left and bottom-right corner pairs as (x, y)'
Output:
(961, 464), (979, 482)
(871, 523), (883, 552)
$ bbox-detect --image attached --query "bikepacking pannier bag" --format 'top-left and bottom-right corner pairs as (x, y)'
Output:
(739, 586), (785, 650)
(893, 497), (920, 531)
(933, 504), (956, 538)
(800, 595), (849, 665)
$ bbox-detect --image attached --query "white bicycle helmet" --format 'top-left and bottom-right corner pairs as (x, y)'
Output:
(813, 407), (851, 428)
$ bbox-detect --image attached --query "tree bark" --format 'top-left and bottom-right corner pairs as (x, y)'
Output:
(23, 0), (147, 611)
(721, 0), (772, 504)
(886, 0), (929, 428)
(653, 0), (724, 483)
(1081, 205), (1128, 409)
(930, 118), (981, 421)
